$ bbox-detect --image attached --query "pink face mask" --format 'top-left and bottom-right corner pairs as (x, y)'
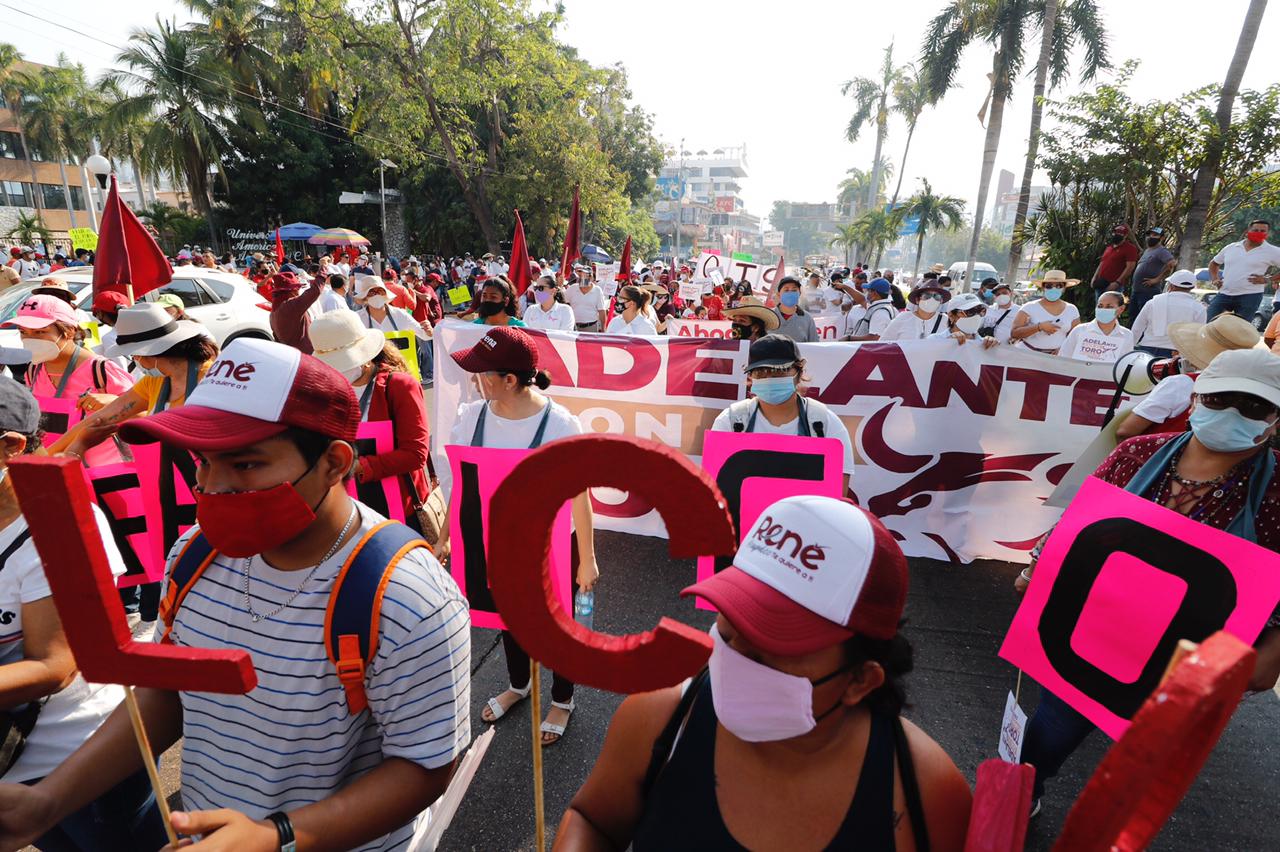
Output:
(707, 624), (852, 742)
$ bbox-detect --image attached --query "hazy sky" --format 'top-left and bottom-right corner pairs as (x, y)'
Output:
(15, 0), (1280, 224)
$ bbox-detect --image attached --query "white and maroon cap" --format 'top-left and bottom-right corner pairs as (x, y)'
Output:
(120, 338), (359, 451)
(683, 495), (908, 656)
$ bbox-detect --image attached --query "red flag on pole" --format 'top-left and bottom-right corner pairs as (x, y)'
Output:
(510, 210), (533, 296)
(617, 236), (632, 285)
(765, 253), (785, 307)
(92, 175), (172, 301)
(274, 229), (285, 265)
(560, 185), (581, 277)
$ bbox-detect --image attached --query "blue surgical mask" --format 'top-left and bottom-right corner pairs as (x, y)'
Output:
(1043, 287), (1064, 302)
(751, 376), (797, 405)
(779, 291), (801, 308)
(981, 288), (993, 302)
(1095, 307), (1117, 324)
(1189, 405), (1276, 453)
(133, 362), (163, 379)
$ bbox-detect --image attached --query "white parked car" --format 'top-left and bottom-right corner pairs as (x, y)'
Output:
(947, 261), (1002, 289)
(0, 267), (274, 350)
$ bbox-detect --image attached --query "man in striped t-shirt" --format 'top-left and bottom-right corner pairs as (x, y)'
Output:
(0, 339), (470, 851)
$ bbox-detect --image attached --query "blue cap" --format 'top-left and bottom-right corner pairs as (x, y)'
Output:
(867, 277), (892, 295)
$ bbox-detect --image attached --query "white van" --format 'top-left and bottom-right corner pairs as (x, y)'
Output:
(947, 261), (1000, 289)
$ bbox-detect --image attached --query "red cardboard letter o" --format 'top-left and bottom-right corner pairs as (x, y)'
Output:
(488, 435), (736, 693)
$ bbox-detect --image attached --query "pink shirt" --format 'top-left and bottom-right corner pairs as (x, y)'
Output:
(32, 353), (134, 467)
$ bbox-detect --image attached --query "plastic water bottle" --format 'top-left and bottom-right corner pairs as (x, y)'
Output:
(574, 589), (595, 630)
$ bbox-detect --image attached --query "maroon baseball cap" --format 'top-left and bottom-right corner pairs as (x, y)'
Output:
(683, 497), (908, 656)
(120, 338), (359, 452)
(450, 326), (539, 374)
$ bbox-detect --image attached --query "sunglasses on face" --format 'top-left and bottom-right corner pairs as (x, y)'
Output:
(749, 366), (797, 379)
(1199, 392), (1279, 422)
(534, 285), (555, 291)
(960, 306), (986, 317)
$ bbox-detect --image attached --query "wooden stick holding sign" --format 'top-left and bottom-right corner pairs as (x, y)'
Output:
(7, 456), (257, 847)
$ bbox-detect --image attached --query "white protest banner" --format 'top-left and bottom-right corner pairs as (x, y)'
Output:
(813, 315), (843, 341)
(998, 691), (1028, 763)
(667, 319), (735, 339)
(678, 282), (702, 301)
(432, 320), (1147, 562)
(692, 253), (783, 292)
(595, 262), (619, 290)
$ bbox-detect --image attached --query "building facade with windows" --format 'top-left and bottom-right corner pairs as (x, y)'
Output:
(655, 145), (761, 259)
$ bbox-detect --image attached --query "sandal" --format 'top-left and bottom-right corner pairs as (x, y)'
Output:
(539, 700), (575, 746)
(481, 684), (531, 723)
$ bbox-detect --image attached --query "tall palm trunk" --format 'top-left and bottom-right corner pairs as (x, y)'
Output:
(56, 160), (78, 229)
(1007, 0), (1058, 284)
(913, 227), (927, 278)
(965, 45), (1013, 291)
(131, 158), (147, 208)
(15, 120), (44, 222)
(1180, 0), (1267, 267)
(889, 122), (917, 209)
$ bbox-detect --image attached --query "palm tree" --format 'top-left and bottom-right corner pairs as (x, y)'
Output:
(0, 44), (45, 223)
(7, 211), (51, 247)
(837, 164), (894, 219)
(842, 44), (907, 220)
(13, 60), (92, 229)
(1180, 0), (1268, 267)
(106, 19), (232, 246)
(95, 77), (158, 208)
(922, 0), (1107, 289)
(830, 222), (860, 266)
(893, 179), (966, 278)
(1007, 0), (1109, 281)
(182, 0), (281, 103)
(888, 66), (934, 209)
(847, 209), (901, 269)
(137, 202), (196, 254)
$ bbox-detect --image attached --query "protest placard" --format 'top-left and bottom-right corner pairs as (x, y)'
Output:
(34, 395), (82, 447)
(695, 431), (845, 609)
(997, 691), (1027, 763)
(383, 329), (421, 381)
(81, 320), (102, 348)
(445, 444), (574, 629)
(447, 284), (471, 306)
(667, 318), (734, 339)
(678, 282), (702, 301)
(813, 315), (843, 341)
(998, 477), (1280, 738)
(693, 253), (784, 292)
(85, 460), (162, 586)
(595, 262), (619, 290)
(68, 227), (98, 251)
(347, 421), (406, 523)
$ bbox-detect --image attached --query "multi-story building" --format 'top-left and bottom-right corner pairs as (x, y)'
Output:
(656, 145), (761, 259)
(0, 59), (190, 246)
(990, 168), (1050, 238)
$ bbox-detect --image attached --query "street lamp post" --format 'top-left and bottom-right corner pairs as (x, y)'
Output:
(378, 159), (397, 251)
(85, 154), (111, 235)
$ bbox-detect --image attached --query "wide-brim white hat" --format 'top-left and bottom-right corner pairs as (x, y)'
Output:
(309, 311), (386, 373)
(103, 303), (209, 358)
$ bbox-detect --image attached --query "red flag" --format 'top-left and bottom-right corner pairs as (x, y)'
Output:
(560, 185), (581, 277)
(764, 253), (785, 307)
(617, 236), (632, 285)
(92, 175), (172, 300)
(509, 210), (533, 295)
(274, 228), (285, 265)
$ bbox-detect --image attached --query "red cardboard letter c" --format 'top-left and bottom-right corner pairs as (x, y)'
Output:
(488, 435), (736, 693)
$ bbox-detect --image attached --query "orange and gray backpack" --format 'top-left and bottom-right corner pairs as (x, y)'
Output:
(159, 520), (428, 715)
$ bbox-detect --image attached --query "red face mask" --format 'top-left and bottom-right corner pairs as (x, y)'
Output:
(195, 465), (323, 558)
(1247, 230), (1268, 244)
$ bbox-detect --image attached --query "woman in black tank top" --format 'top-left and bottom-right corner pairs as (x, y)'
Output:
(553, 496), (973, 851)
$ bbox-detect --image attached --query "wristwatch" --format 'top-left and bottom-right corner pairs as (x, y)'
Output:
(267, 811), (297, 852)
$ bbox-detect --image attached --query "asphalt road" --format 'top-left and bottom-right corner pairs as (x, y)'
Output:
(437, 531), (1280, 852)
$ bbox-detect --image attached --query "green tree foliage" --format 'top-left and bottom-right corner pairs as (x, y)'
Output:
(893, 178), (966, 277)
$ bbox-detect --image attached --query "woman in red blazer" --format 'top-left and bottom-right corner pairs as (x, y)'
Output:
(309, 311), (431, 528)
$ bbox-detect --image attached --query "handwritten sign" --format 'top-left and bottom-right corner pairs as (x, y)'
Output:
(998, 477), (1280, 738)
(695, 431), (845, 610)
(678, 282), (702, 302)
(68, 228), (98, 251)
(998, 691), (1027, 763)
(445, 445), (574, 630)
(447, 285), (471, 306)
(667, 319), (735, 339)
(383, 330), (421, 381)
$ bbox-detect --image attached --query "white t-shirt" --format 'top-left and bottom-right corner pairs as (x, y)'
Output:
(1211, 240), (1280, 296)
(521, 301), (575, 331)
(159, 503), (469, 851)
(356, 306), (430, 343)
(0, 506), (126, 783)
(1131, 374), (1194, 424)
(980, 304), (1017, 344)
(318, 289), (351, 314)
(441, 398), (583, 499)
(819, 286), (849, 316)
(880, 309), (945, 341)
(1130, 291), (1206, 350)
(605, 314), (658, 336)
(1059, 320), (1134, 363)
(1014, 299), (1079, 352)
(566, 285), (607, 324)
(710, 396), (856, 475)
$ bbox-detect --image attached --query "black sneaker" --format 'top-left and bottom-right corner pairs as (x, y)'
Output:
(1029, 798), (1042, 819)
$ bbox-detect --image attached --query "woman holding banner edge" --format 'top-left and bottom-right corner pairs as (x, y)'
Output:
(441, 326), (600, 745)
(1014, 347), (1280, 816)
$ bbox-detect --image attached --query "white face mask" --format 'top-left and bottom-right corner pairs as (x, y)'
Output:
(22, 337), (62, 365)
(917, 297), (941, 316)
(366, 295), (388, 310)
(955, 315), (983, 335)
(995, 293), (1012, 307)
(341, 364), (367, 386)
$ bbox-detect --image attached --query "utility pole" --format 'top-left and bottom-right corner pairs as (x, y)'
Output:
(378, 159), (397, 251)
(673, 138), (685, 265)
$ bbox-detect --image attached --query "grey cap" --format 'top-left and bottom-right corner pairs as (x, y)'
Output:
(0, 376), (41, 434)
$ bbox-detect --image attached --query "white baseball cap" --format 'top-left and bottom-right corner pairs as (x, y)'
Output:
(1167, 269), (1197, 288)
(1194, 348), (1280, 410)
(683, 495), (908, 656)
